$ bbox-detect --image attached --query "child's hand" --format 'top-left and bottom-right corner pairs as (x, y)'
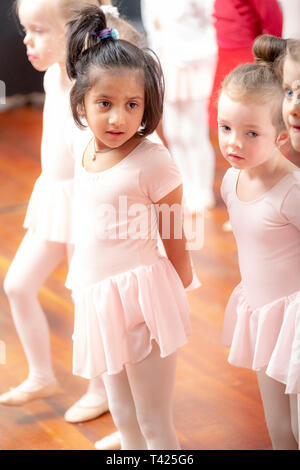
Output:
(156, 185), (193, 288)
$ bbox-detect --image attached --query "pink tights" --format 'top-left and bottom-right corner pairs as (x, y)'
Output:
(103, 341), (179, 450)
(257, 369), (299, 450)
(3, 229), (105, 398)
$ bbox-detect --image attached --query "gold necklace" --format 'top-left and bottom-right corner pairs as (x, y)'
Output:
(92, 138), (115, 161)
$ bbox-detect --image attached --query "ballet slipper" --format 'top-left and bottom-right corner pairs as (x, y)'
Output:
(0, 381), (62, 406)
(94, 432), (121, 450)
(64, 399), (109, 423)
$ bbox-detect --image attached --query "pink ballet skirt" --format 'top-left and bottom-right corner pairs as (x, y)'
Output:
(67, 139), (193, 378)
(222, 283), (300, 394)
(71, 256), (191, 378)
(24, 175), (74, 243)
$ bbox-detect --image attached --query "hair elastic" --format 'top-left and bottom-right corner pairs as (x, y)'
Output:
(90, 28), (119, 40)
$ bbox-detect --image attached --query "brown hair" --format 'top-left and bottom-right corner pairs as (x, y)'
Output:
(253, 34), (300, 76)
(66, 5), (164, 136)
(220, 34), (286, 131)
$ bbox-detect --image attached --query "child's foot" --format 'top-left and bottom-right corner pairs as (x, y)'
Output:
(0, 380), (62, 406)
(64, 393), (109, 423)
(94, 432), (121, 450)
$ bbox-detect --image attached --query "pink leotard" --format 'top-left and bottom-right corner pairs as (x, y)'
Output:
(66, 138), (191, 378)
(221, 168), (300, 394)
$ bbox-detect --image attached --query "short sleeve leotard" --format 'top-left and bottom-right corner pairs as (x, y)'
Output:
(66, 138), (191, 378)
(221, 168), (300, 393)
(23, 64), (78, 243)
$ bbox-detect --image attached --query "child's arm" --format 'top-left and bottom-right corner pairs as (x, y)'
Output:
(281, 183), (300, 231)
(156, 184), (193, 288)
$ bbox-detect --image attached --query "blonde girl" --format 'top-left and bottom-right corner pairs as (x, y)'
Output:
(0, 0), (142, 429)
(219, 37), (300, 449)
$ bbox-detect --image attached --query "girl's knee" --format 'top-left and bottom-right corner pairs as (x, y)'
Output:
(3, 272), (18, 299)
(3, 270), (32, 301)
(136, 407), (173, 441)
(109, 402), (137, 431)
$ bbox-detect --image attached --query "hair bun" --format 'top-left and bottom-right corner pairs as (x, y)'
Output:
(252, 34), (287, 67)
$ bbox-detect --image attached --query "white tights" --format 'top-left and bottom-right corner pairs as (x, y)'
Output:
(3, 229), (105, 398)
(163, 98), (215, 207)
(257, 369), (299, 450)
(102, 341), (179, 450)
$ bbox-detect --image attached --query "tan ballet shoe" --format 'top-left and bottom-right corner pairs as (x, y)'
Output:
(0, 381), (62, 406)
(64, 400), (109, 423)
(94, 432), (121, 450)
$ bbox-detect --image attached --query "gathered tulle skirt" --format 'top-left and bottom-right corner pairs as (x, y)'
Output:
(71, 257), (191, 378)
(222, 283), (300, 394)
(24, 175), (74, 244)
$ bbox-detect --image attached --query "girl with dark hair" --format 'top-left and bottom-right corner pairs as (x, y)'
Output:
(65, 5), (194, 450)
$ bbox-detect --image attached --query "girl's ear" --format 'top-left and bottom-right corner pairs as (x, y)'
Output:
(276, 129), (289, 148)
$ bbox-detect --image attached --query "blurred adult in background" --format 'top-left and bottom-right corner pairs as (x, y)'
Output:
(209, 0), (283, 136)
(141, 0), (217, 212)
(280, 0), (300, 38)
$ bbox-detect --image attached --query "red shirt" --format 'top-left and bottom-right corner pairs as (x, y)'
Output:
(213, 0), (283, 47)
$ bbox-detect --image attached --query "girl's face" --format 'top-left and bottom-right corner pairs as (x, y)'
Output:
(282, 55), (300, 152)
(82, 68), (145, 150)
(218, 92), (280, 170)
(18, 0), (66, 71)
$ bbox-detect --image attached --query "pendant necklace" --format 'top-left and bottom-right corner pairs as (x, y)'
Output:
(92, 138), (115, 161)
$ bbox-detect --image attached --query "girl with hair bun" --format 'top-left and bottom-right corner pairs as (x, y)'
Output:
(209, 0), (283, 136)
(65, 5), (193, 450)
(0, 0), (143, 435)
(218, 36), (300, 449)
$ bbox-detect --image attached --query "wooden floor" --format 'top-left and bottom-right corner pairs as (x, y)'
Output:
(1, 106), (298, 451)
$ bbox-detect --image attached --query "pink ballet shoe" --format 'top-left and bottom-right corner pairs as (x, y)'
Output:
(94, 432), (121, 450)
(0, 381), (62, 406)
(64, 399), (109, 423)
